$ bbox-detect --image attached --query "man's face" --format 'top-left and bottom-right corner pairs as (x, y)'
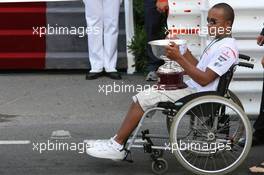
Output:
(207, 8), (232, 37)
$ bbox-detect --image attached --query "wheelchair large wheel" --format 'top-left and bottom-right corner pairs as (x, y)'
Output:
(166, 90), (243, 133)
(169, 95), (252, 175)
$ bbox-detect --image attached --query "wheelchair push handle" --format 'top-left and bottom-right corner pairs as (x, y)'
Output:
(239, 54), (251, 61)
(238, 62), (254, 69)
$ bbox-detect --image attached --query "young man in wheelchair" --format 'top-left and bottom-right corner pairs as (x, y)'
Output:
(86, 3), (239, 160)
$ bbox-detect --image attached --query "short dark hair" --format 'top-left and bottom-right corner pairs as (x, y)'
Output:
(212, 3), (235, 26)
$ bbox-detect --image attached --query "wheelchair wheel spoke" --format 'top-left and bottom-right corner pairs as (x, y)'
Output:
(225, 149), (238, 161)
(186, 151), (196, 163)
(230, 148), (243, 157)
(211, 103), (214, 118)
(178, 129), (197, 140)
(199, 104), (206, 123)
(212, 156), (217, 170)
(192, 128), (207, 138)
(219, 151), (229, 167)
(185, 149), (195, 160)
(215, 124), (231, 133)
(190, 109), (210, 131)
(232, 142), (244, 151)
(204, 153), (210, 170)
(192, 151), (199, 166)
(219, 115), (231, 128)
(215, 123), (238, 133)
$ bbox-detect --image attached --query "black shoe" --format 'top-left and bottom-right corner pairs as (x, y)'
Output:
(105, 72), (122, 80)
(85, 72), (104, 80)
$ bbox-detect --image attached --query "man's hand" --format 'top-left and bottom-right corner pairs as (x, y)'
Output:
(156, 0), (169, 13)
(257, 35), (264, 46)
(165, 42), (182, 61)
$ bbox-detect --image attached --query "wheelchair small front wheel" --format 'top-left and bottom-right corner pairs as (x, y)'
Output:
(170, 95), (252, 175)
(151, 158), (168, 175)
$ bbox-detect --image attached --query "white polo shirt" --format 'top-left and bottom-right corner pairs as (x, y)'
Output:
(185, 38), (239, 92)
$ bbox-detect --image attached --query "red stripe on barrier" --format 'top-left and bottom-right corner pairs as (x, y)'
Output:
(0, 53), (45, 58)
(0, 53), (45, 69)
(0, 30), (34, 35)
(0, 2), (46, 69)
(0, 7), (45, 13)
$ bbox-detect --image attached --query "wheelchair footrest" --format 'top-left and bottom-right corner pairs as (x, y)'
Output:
(143, 143), (152, 153)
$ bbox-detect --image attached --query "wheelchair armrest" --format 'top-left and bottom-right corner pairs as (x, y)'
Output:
(157, 101), (178, 110)
(157, 91), (223, 117)
(157, 92), (222, 111)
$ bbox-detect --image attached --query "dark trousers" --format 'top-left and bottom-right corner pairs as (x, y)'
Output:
(144, 0), (166, 72)
(253, 75), (264, 139)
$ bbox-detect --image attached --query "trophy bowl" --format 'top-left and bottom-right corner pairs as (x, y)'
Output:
(148, 39), (188, 90)
(148, 39), (187, 60)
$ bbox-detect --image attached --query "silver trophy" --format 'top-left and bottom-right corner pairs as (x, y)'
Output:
(148, 39), (188, 90)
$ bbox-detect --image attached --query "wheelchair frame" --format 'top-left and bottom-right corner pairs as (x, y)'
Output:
(123, 54), (254, 175)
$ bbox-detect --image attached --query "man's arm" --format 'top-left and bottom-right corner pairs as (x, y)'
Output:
(257, 27), (264, 46)
(172, 55), (218, 86)
(166, 43), (218, 86)
(183, 49), (199, 66)
(261, 28), (264, 36)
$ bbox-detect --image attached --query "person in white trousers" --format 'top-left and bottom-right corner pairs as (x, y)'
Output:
(83, 0), (122, 80)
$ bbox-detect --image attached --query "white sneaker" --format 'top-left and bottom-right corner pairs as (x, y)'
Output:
(86, 138), (126, 160)
(84, 139), (108, 148)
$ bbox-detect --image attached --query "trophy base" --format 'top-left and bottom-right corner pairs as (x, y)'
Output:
(156, 71), (187, 90)
(157, 83), (188, 90)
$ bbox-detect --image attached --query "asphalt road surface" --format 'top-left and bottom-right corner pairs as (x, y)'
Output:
(0, 73), (263, 175)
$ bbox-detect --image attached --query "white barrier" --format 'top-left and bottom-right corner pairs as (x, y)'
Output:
(168, 0), (264, 116)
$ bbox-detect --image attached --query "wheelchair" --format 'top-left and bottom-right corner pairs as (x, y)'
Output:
(123, 54), (254, 175)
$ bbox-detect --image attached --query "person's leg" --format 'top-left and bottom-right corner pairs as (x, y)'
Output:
(85, 88), (196, 160)
(253, 77), (264, 142)
(115, 101), (144, 144)
(239, 76), (264, 147)
(144, 0), (166, 75)
(103, 0), (120, 73)
(83, 0), (104, 73)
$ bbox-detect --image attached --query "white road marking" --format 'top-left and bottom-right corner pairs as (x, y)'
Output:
(50, 130), (71, 140)
(0, 140), (31, 145)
